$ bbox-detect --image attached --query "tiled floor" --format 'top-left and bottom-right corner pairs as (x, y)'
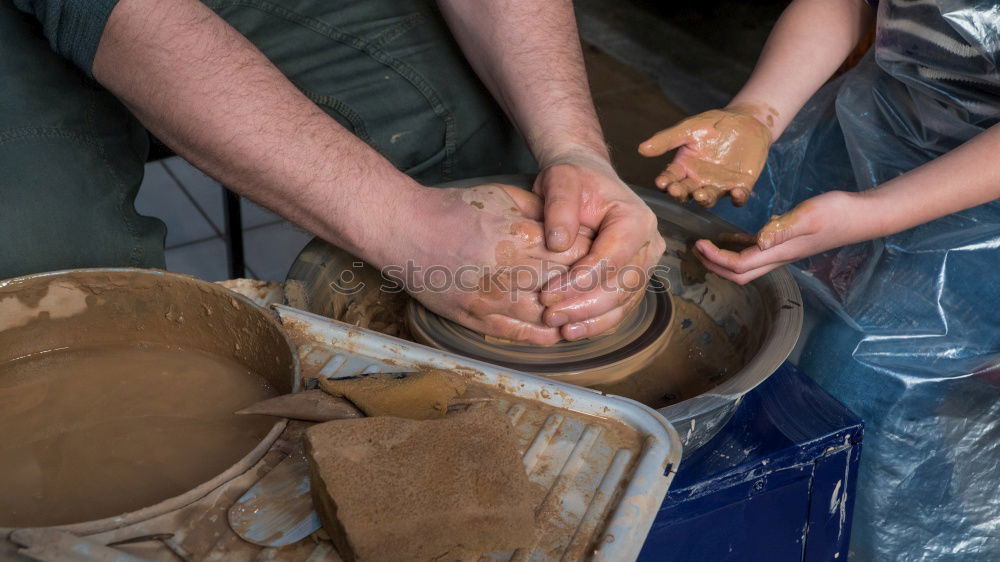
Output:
(133, 43), (687, 282)
(134, 158), (313, 282)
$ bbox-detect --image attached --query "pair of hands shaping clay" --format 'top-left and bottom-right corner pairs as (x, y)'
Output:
(406, 148), (664, 347)
(405, 184), (595, 346)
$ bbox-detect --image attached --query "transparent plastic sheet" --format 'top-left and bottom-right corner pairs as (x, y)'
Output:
(710, 1), (1000, 559)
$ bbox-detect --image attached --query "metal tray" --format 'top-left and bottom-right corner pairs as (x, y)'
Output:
(276, 305), (682, 562)
(2, 296), (680, 562)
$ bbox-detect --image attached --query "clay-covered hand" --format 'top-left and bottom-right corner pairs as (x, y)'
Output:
(390, 184), (592, 345)
(693, 190), (878, 285)
(638, 105), (773, 207)
(533, 149), (666, 341)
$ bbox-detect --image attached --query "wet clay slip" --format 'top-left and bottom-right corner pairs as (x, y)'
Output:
(0, 269), (298, 528)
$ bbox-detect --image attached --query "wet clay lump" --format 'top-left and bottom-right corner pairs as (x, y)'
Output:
(305, 408), (535, 562)
(0, 342), (278, 527)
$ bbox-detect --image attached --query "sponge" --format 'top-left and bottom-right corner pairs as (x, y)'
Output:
(305, 407), (536, 561)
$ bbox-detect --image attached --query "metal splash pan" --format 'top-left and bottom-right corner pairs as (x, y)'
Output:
(275, 305), (682, 562)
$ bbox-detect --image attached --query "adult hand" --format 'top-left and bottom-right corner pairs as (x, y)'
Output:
(638, 105), (773, 207)
(533, 149), (666, 341)
(391, 184), (592, 345)
(693, 190), (878, 284)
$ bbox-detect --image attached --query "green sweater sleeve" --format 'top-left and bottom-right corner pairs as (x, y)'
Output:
(13, 0), (120, 77)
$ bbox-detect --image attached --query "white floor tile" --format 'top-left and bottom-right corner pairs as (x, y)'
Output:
(165, 237), (230, 281)
(241, 200), (282, 228)
(136, 162), (217, 248)
(243, 222), (315, 281)
(162, 157), (283, 230)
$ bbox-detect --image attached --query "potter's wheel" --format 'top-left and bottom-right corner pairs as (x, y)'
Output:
(406, 277), (673, 387)
(286, 175), (803, 453)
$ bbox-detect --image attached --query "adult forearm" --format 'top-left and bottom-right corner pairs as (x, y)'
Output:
(730, 0), (873, 137)
(862, 125), (1000, 239)
(92, 0), (424, 268)
(436, 0), (607, 164)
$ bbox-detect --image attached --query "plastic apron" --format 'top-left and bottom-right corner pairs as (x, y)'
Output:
(710, 1), (1000, 559)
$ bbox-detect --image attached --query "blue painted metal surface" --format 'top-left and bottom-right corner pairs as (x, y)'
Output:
(639, 362), (863, 561)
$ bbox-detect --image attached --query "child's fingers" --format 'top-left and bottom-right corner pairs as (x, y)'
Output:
(692, 185), (724, 207)
(639, 124), (691, 157)
(695, 238), (802, 274)
(730, 187), (749, 206)
(654, 162), (686, 190)
(695, 247), (785, 285)
(667, 178), (700, 202)
(757, 215), (807, 251)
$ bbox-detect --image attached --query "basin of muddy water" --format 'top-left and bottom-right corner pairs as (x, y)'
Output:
(0, 269), (299, 529)
(286, 177), (802, 453)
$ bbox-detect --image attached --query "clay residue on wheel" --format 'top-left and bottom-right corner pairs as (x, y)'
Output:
(593, 296), (744, 408)
(287, 245), (757, 412)
(407, 285), (672, 387)
(285, 271), (411, 340)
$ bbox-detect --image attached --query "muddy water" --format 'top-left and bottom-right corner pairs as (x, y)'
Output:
(593, 297), (745, 408)
(0, 342), (278, 527)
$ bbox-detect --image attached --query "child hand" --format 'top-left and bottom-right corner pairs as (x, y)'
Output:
(692, 191), (877, 284)
(638, 105), (774, 207)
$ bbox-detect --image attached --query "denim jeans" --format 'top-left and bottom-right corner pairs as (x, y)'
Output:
(0, 0), (534, 279)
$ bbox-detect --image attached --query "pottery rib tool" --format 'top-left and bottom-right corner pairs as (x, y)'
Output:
(228, 388), (370, 548)
(237, 372), (486, 423)
(235, 389), (363, 422)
